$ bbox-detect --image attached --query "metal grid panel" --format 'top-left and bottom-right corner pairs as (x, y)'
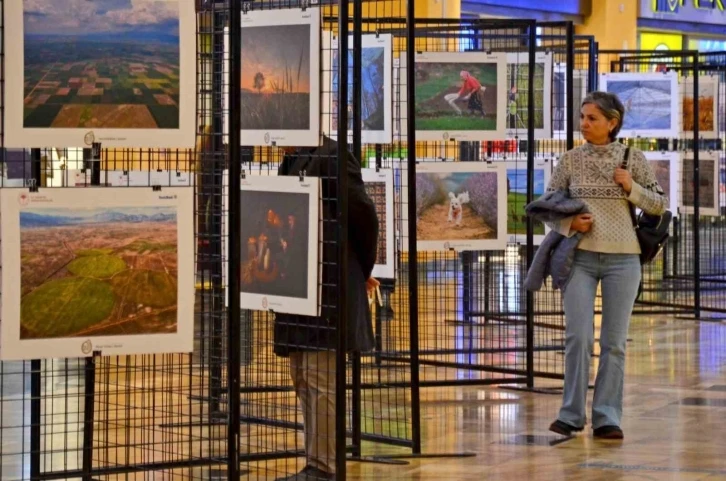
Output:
(595, 50), (726, 322)
(0, 2), (227, 480)
(381, 18), (552, 391)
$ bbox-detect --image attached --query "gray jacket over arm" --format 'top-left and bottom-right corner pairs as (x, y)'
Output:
(523, 190), (588, 291)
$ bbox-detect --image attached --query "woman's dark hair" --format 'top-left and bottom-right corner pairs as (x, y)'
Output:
(581, 91), (626, 140)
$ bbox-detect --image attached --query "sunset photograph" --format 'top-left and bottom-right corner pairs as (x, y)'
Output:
(240, 22), (312, 130)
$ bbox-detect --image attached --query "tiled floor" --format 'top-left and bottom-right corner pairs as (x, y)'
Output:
(0, 315), (724, 480)
(344, 315), (726, 480)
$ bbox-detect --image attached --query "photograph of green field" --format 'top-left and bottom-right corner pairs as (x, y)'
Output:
(22, 0), (180, 129)
(414, 62), (498, 131)
(19, 206), (178, 339)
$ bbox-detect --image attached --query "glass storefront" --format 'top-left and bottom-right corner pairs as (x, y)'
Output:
(688, 38), (726, 52)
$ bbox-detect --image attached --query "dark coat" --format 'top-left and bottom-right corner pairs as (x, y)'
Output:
(523, 190), (588, 291)
(274, 137), (379, 357)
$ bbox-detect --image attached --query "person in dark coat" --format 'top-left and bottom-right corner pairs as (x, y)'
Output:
(274, 136), (379, 481)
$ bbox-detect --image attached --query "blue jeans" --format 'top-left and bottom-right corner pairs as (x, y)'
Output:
(558, 250), (641, 429)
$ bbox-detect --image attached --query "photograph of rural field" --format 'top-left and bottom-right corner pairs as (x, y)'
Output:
(22, 0), (181, 130)
(333, 46), (386, 132)
(507, 168), (545, 236)
(415, 62), (499, 131)
(416, 171), (499, 241)
(506, 62), (545, 130)
(19, 206), (178, 339)
(682, 80), (716, 133)
(241, 24), (311, 130)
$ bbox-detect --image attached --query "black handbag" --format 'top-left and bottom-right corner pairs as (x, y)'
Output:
(621, 147), (672, 265)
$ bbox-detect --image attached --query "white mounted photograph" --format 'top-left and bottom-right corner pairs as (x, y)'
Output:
(4, 0), (197, 149)
(642, 151), (680, 215)
(224, 174), (322, 316)
(399, 161), (508, 252)
(414, 52), (507, 142)
(224, 8), (321, 147)
(0, 187), (195, 360)
(681, 152), (720, 217)
(599, 71), (680, 139)
(323, 32), (393, 144)
(362, 168), (395, 279)
(505, 157), (552, 245)
(505, 52), (553, 139)
(680, 75), (720, 139)
(553, 64), (588, 140)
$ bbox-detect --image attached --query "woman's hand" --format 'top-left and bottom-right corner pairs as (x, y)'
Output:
(366, 277), (380, 296)
(571, 214), (594, 233)
(614, 167), (633, 194)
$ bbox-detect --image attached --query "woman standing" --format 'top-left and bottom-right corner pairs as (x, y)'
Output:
(546, 91), (668, 439)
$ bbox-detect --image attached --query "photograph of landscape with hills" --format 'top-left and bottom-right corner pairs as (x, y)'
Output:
(22, 0), (181, 130)
(19, 205), (179, 339)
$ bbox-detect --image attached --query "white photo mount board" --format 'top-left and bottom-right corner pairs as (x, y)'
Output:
(412, 51), (508, 142)
(0, 187), (195, 360)
(505, 52), (553, 140)
(4, 1), (197, 148)
(398, 161), (508, 252)
(642, 151), (681, 216)
(553, 63), (589, 141)
(680, 75), (720, 140)
(680, 151), (720, 217)
(361, 168), (395, 279)
(599, 71), (680, 139)
(322, 31), (393, 145)
(223, 172), (322, 316)
(503, 157), (552, 245)
(223, 8), (321, 147)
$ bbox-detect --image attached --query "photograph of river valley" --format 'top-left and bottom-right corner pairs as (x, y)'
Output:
(19, 206), (179, 339)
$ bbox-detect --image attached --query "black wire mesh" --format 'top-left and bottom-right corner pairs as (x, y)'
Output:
(221, 1), (416, 479)
(14, 2), (725, 480)
(377, 18), (579, 393)
(594, 50), (726, 323)
(0, 1), (227, 480)
(0, 0), (419, 479)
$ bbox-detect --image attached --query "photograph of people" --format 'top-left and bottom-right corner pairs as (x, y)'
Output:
(444, 70), (488, 117)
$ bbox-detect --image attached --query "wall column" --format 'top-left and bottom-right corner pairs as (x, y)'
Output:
(576, 0), (637, 50)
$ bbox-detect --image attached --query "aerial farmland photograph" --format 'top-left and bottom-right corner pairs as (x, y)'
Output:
(22, 0), (181, 129)
(19, 205), (179, 339)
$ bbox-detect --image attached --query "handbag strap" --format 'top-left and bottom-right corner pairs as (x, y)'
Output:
(621, 147), (638, 228)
